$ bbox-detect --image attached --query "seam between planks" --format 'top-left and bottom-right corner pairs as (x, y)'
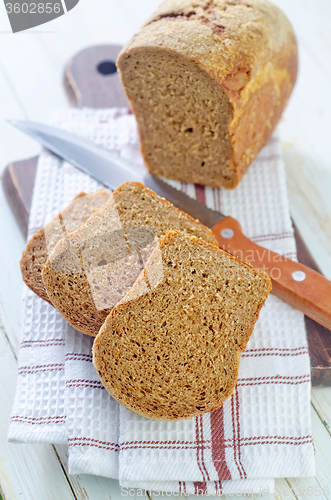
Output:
(285, 478), (300, 500)
(311, 400), (331, 439)
(52, 445), (79, 500)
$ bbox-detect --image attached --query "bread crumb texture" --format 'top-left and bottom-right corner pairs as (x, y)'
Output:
(117, 0), (297, 188)
(20, 190), (110, 304)
(42, 182), (218, 336)
(93, 230), (271, 421)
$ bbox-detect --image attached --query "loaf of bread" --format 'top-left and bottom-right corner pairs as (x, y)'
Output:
(20, 190), (110, 304)
(93, 230), (271, 420)
(117, 0), (297, 188)
(42, 182), (217, 336)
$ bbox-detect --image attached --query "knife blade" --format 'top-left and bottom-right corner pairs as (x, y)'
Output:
(8, 119), (331, 331)
(7, 120), (224, 229)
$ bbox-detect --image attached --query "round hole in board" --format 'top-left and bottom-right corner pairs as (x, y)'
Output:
(221, 228), (234, 239)
(97, 61), (117, 75)
(292, 270), (306, 282)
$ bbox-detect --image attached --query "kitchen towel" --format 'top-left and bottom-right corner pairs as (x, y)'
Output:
(8, 107), (315, 495)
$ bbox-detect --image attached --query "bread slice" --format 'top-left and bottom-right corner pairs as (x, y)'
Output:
(117, 0), (297, 188)
(20, 190), (110, 304)
(42, 182), (218, 336)
(92, 230), (271, 420)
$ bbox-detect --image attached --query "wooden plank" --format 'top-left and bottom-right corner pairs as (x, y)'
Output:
(311, 388), (331, 438)
(0, 84), (40, 173)
(2, 157), (37, 239)
(285, 408), (331, 499)
(293, 225), (331, 387)
(55, 445), (129, 500)
(0, 0), (158, 122)
(0, 182), (26, 355)
(0, 318), (76, 500)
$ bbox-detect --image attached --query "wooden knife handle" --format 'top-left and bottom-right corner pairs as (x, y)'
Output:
(213, 216), (331, 331)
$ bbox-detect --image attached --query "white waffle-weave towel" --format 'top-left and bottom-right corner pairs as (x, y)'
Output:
(8, 108), (315, 495)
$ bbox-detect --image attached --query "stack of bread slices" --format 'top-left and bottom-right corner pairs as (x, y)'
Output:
(21, 182), (271, 421)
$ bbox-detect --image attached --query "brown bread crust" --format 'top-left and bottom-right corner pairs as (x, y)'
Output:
(117, 0), (297, 188)
(93, 230), (272, 420)
(42, 182), (218, 336)
(20, 191), (110, 304)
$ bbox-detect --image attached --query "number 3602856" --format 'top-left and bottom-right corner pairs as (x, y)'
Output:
(5, 2), (61, 13)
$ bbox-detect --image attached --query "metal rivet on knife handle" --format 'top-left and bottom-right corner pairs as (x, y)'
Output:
(220, 228), (234, 239)
(292, 271), (307, 282)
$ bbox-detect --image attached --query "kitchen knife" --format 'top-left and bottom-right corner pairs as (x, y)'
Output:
(8, 119), (331, 331)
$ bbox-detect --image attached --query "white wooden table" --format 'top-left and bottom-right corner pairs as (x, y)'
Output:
(0, 1), (330, 499)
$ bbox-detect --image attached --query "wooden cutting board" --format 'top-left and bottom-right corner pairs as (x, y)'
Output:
(2, 45), (331, 386)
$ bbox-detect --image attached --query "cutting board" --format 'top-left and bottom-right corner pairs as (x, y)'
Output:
(2, 45), (331, 386)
